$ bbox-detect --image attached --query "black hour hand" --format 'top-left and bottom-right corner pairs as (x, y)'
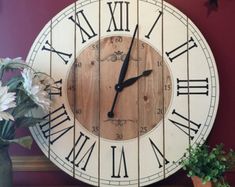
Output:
(115, 70), (153, 92)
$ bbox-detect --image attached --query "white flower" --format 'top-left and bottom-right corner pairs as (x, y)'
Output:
(21, 69), (51, 112)
(0, 81), (16, 121)
(0, 57), (24, 68)
(1, 57), (24, 64)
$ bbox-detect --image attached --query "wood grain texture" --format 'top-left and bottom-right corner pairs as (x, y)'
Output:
(67, 36), (172, 141)
(12, 156), (57, 171)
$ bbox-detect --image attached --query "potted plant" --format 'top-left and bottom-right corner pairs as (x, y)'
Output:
(0, 57), (52, 187)
(181, 143), (235, 187)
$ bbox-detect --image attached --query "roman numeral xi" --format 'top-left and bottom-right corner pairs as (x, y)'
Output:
(69, 10), (97, 43)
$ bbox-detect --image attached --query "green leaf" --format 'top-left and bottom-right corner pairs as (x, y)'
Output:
(6, 75), (23, 91)
(0, 136), (33, 149)
(10, 136), (33, 149)
(1, 121), (15, 140)
(13, 100), (38, 119)
(14, 117), (44, 128)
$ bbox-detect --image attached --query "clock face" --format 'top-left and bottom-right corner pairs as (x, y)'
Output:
(27, 0), (219, 186)
(66, 36), (172, 141)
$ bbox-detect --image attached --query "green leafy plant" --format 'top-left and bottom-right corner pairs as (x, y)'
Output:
(181, 143), (235, 187)
(0, 57), (52, 149)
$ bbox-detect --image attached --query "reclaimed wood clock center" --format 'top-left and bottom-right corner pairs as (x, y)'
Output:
(67, 36), (173, 141)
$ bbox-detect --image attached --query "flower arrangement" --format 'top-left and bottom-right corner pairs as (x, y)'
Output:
(181, 143), (235, 187)
(0, 57), (52, 149)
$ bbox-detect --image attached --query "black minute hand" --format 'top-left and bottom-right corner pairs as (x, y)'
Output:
(116, 70), (153, 91)
(107, 25), (138, 118)
(118, 24), (138, 84)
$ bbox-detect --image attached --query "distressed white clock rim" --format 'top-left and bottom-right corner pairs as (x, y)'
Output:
(26, 0), (219, 186)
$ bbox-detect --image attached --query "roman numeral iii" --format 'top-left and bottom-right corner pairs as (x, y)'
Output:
(177, 78), (209, 96)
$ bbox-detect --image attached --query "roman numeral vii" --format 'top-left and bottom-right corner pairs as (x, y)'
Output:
(65, 132), (96, 171)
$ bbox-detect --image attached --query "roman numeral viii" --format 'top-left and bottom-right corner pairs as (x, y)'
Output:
(169, 109), (201, 140)
(66, 132), (96, 171)
(111, 146), (128, 178)
(107, 1), (130, 32)
(69, 10), (97, 43)
(165, 37), (197, 62)
(149, 138), (169, 168)
(177, 78), (209, 96)
(42, 40), (72, 65)
(39, 104), (72, 144)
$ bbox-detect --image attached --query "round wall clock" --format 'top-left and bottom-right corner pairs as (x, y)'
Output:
(27, 0), (219, 186)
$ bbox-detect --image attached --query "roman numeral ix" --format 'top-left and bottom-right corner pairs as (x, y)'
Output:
(46, 79), (62, 97)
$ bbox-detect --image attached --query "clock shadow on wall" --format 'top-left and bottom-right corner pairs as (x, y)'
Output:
(0, 1), (233, 186)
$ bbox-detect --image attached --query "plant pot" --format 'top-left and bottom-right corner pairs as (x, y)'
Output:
(0, 146), (13, 187)
(192, 176), (213, 187)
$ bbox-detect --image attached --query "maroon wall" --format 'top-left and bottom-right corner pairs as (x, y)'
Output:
(0, 0), (235, 186)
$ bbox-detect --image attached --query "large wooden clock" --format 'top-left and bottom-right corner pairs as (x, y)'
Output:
(27, 0), (219, 186)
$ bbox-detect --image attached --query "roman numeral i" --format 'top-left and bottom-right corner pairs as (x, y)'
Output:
(145, 11), (162, 39)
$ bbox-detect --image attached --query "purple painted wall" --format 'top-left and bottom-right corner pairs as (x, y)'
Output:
(0, 0), (235, 186)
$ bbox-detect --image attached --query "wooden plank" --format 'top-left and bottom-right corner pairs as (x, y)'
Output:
(12, 156), (58, 171)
